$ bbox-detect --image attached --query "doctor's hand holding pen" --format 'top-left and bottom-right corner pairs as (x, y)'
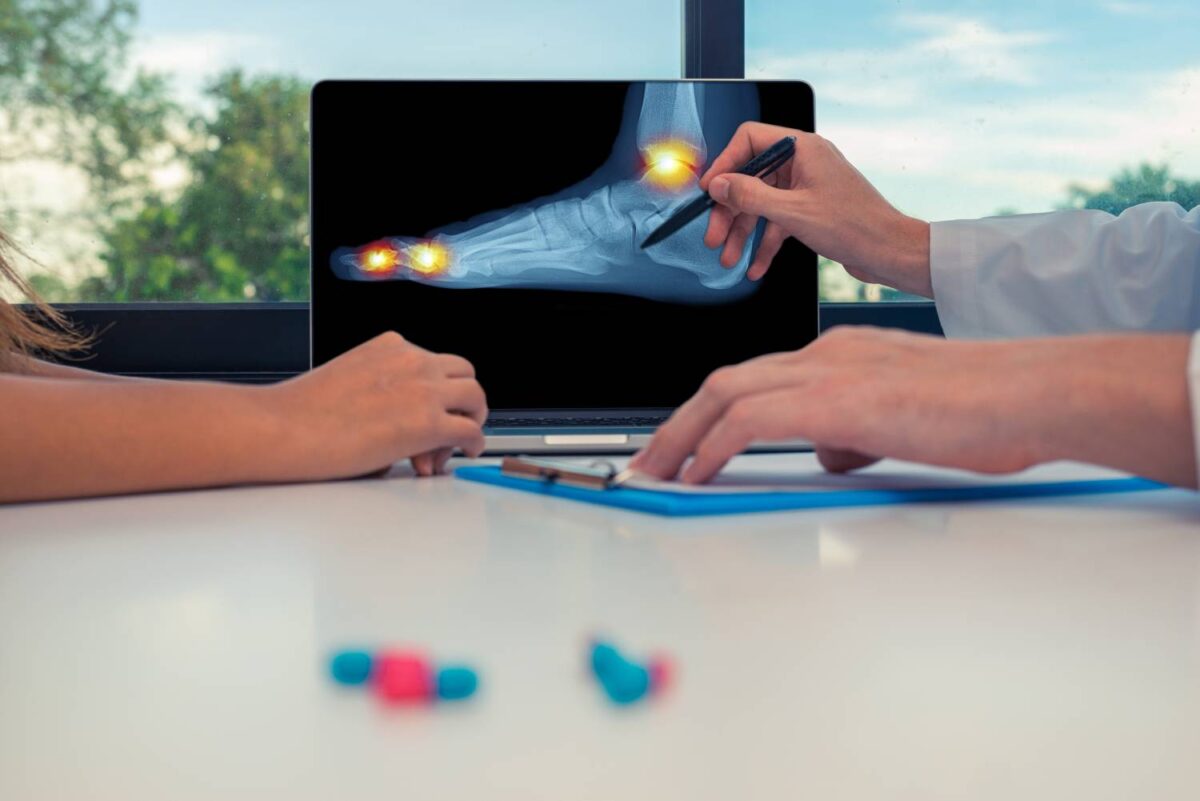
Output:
(631, 122), (1200, 488)
(700, 122), (932, 295)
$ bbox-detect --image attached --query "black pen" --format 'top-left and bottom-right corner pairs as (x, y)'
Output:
(640, 135), (796, 249)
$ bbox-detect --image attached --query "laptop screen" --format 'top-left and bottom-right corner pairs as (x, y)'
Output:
(311, 80), (817, 411)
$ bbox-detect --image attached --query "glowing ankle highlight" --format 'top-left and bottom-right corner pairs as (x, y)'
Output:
(641, 139), (701, 191)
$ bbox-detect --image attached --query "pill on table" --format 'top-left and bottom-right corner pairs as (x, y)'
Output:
(601, 661), (651, 705)
(373, 650), (434, 704)
(436, 665), (479, 700)
(329, 650), (373, 685)
(648, 654), (674, 693)
(590, 640), (627, 679)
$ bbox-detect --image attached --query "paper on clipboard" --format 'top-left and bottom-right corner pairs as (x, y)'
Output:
(463, 454), (1162, 516)
(530, 454), (1146, 495)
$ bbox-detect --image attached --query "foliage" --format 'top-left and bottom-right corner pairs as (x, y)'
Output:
(0, 0), (176, 212)
(78, 71), (311, 301)
(3, 5), (1196, 304)
(1064, 163), (1200, 216)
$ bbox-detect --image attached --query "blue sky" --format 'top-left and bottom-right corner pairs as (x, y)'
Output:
(747, 1), (1200, 217)
(123, 0), (1200, 220)
(133, 1), (681, 83)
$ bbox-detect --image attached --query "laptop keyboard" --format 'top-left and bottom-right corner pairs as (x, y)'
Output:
(487, 415), (667, 429)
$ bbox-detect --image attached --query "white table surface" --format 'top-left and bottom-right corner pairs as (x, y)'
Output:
(2, 454), (1200, 801)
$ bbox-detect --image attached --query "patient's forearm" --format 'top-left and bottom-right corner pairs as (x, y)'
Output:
(0, 374), (280, 503)
(1026, 334), (1196, 487)
(18, 356), (139, 381)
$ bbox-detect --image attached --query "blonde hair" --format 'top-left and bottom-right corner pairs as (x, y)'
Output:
(0, 229), (90, 372)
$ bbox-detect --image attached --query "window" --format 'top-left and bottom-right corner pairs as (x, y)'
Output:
(747, 0), (1200, 301)
(2, 0), (682, 303)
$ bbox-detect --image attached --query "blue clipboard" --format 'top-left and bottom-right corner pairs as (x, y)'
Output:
(454, 464), (1164, 517)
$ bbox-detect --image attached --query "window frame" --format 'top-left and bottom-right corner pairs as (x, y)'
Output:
(44, 0), (940, 381)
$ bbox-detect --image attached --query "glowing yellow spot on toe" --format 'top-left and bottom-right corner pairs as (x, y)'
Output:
(407, 242), (450, 276)
(361, 245), (398, 274)
(642, 139), (702, 191)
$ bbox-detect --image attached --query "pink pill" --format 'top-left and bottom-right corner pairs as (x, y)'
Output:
(373, 650), (434, 704)
(648, 654), (675, 694)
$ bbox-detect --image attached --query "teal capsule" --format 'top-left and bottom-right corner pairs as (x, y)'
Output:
(601, 661), (651, 705)
(330, 650), (373, 685)
(436, 665), (478, 700)
(590, 640), (627, 679)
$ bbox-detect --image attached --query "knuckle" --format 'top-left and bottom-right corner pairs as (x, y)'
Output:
(817, 326), (850, 346)
(701, 367), (738, 402)
(410, 351), (439, 375)
(394, 351), (421, 375)
(822, 325), (868, 344)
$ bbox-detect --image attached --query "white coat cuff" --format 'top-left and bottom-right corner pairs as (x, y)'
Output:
(929, 220), (984, 339)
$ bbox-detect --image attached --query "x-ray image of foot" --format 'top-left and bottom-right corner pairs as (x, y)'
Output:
(330, 82), (762, 304)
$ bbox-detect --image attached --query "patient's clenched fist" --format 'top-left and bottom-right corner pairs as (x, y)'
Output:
(263, 332), (487, 481)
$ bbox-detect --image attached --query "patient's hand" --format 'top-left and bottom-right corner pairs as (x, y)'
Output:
(268, 332), (487, 479)
(700, 122), (932, 297)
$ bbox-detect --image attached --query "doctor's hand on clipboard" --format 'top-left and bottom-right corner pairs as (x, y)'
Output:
(631, 123), (1200, 490)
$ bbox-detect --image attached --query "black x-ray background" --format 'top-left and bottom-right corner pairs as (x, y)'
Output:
(311, 81), (816, 410)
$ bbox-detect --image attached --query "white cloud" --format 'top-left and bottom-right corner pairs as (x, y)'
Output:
(897, 13), (1054, 84)
(749, 12), (1200, 219)
(749, 14), (1055, 109)
(820, 65), (1200, 219)
(131, 31), (280, 104)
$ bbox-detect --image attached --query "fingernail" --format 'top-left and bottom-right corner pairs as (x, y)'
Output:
(709, 177), (730, 203)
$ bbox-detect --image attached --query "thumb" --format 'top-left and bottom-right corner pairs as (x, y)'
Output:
(709, 173), (791, 218)
(815, 445), (880, 474)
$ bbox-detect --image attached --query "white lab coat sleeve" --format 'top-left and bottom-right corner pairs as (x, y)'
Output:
(929, 201), (1200, 338)
(930, 201), (1200, 481)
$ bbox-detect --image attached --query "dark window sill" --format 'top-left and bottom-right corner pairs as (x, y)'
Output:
(43, 301), (941, 381)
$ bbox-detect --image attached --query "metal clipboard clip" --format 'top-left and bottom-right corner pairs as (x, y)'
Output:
(500, 456), (637, 491)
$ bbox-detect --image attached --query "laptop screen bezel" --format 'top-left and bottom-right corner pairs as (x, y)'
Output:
(310, 79), (818, 413)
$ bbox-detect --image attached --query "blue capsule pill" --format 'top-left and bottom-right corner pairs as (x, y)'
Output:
(330, 650), (373, 685)
(601, 661), (651, 705)
(590, 641), (627, 679)
(436, 665), (478, 700)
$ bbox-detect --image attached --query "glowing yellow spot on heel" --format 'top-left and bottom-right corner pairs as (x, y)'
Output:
(642, 139), (702, 191)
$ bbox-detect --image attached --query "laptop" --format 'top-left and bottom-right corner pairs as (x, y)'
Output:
(311, 80), (817, 454)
